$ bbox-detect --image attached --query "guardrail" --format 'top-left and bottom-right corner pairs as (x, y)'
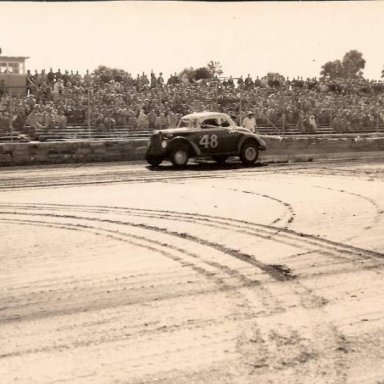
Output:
(0, 124), (382, 143)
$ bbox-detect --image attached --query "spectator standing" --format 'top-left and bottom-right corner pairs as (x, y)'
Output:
(331, 114), (341, 133)
(155, 112), (167, 129)
(137, 110), (149, 129)
(103, 113), (116, 131)
(307, 114), (317, 133)
(296, 110), (306, 133)
(150, 72), (157, 88)
(84, 70), (92, 86)
(57, 110), (67, 129)
(53, 79), (64, 102)
(55, 69), (62, 82)
(157, 72), (164, 88)
(26, 70), (33, 95)
(147, 110), (157, 129)
(25, 104), (43, 137)
(62, 70), (70, 86)
(242, 112), (257, 133)
(245, 74), (253, 90)
(47, 68), (55, 85)
(44, 107), (57, 130)
(167, 111), (178, 128)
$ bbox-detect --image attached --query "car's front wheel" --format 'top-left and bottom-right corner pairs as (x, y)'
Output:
(240, 140), (259, 165)
(170, 144), (189, 167)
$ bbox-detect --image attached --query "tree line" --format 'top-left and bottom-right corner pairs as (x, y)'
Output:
(92, 50), (381, 84)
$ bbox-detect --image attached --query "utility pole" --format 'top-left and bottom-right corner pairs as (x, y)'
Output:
(211, 79), (219, 111)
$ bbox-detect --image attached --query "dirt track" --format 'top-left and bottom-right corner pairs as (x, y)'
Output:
(1, 159), (384, 384)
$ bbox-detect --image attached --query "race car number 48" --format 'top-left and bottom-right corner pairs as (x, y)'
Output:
(199, 134), (218, 148)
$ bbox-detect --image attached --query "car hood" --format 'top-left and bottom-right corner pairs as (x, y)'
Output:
(155, 127), (192, 136)
(234, 126), (252, 133)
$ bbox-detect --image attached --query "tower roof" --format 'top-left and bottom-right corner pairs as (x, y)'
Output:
(0, 56), (29, 62)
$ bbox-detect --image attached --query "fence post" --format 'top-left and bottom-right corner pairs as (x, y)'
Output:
(8, 91), (13, 143)
(88, 89), (92, 139)
(376, 113), (379, 134)
(239, 87), (242, 126)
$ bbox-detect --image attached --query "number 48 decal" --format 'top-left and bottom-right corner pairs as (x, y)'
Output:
(199, 134), (218, 149)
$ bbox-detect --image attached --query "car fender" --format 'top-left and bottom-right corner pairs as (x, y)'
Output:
(238, 134), (267, 152)
(167, 136), (201, 157)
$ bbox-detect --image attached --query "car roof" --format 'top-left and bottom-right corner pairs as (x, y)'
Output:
(182, 112), (231, 121)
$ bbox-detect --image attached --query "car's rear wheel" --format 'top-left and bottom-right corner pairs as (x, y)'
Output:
(212, 155), (228, 165)
(170, 144), (189, 167)
(240, 140), (259, 165)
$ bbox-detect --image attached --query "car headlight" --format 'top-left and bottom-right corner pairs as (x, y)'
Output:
(161, 140), (168, 149)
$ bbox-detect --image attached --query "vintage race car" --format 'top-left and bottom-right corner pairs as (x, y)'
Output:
(145, 112), (267, 167)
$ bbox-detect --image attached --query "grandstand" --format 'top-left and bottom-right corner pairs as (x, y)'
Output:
(0, 66), (384, 143)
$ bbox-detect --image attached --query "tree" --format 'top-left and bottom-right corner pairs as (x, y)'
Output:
(194, 67), (211, 81)
(178, 67), (196, 83)
(178, 61), (223, 83)
(207, 60), (223, 78)
(178, 66), (212, 83)
(320, 50), (365, 79)
(342, 50), (365, 78)
(92, 65), (129, 83)
(320, 60), (344, 79)
(265, 72), (285, 87)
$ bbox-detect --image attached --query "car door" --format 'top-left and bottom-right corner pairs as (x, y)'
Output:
(195, 118), (223, 155)
(217, 116), (242, 153)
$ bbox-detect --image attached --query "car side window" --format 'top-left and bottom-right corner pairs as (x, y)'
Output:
(221, 118), (231, 127)
(201, 118), (219, 128)
(189, 119), (199, 129)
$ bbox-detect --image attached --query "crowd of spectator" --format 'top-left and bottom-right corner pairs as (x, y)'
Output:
(1, 67), (384, 137)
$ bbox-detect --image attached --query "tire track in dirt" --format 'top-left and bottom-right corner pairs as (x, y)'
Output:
(0, 217), (262, 324)
(1, 217), (292, 382)
(309, 183), (383, 240)
(229, 187), (295, 226)
(0, 160), (382, 192)
(0, 212), (286, 370)
(267, 167), (384, 241)
(0, 204), (354, 381)
(0, 209), (297, 282)
(0, 167), (251, 191)
(2, 203), (383, 290)
(209, 185), (295, 227)
(2, 203), (383, 265)
(1, 162), (383, 382)
(0, 161), (338, 191)
(0, 217), (266, 372)
(282, 164), (384, 181)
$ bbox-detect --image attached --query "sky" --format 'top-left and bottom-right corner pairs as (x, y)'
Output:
(0, 1), (383, 80)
